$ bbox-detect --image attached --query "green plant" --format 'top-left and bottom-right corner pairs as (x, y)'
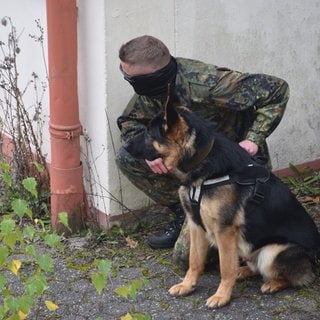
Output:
(0, 17), (155, 319)
(282, 164), (320, 205)
(0, 17), (50, 218)
(115, 278), (150, 300)
(0, 167), (61, 320)
(114, 278), (151, 320)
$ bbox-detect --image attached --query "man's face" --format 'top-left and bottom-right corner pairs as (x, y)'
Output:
(119, 57), (177, 99)
(120, 61), (160, 77)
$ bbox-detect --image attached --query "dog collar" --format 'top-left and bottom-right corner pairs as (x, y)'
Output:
(179, 139), (214, 172)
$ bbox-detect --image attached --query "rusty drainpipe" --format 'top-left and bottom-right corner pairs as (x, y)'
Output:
(46, 0), (85, 234)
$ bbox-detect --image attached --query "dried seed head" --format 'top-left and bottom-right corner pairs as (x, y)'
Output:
(1, 17), (7, 26)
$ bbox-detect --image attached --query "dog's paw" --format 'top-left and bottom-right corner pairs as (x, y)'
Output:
(237, 266), (256, 280)
(206, 293), (230, 308)
(169, 282), (195, 296)
(261, 279), (290, 293)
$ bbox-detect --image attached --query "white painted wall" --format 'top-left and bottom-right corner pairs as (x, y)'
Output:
(1, 1), (320, 218)
(0, 0), (49, 158)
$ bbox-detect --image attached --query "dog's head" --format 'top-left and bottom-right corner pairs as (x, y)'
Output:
(125, 102), (213, 167)
(124, 101), (199, 168)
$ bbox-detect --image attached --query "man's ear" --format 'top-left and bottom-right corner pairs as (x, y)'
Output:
(164, 96), (179, 132)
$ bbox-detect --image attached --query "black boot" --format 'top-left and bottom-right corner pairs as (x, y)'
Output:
(147, 204), (185, 249)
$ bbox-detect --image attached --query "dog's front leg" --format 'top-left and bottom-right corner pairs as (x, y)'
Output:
(169, 222), (208, 296)
(206, 226), (239, 308)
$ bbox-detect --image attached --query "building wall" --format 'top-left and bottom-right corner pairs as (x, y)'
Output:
(0, 0), (49, 158)
(103, 0), (320, 216)
(1, 1), (320, 218)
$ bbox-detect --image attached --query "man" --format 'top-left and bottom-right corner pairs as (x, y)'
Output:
(116, 35), (289, 264)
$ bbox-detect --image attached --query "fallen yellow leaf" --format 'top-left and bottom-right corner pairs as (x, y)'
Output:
(120, 313), (133, 320)
(45, 300), (59, 311)
(125, 236), (138, 248)
(18, 310), (27, 320)
(9, 260), (21, 275)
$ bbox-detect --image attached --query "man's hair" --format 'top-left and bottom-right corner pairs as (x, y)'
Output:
(119, 35), (171, 69)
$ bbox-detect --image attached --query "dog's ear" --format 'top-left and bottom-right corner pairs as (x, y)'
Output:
(164, 96), (179, 132)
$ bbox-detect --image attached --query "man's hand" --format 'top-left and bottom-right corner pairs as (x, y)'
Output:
(145, 158), (173, 174)
(239, 140), (258, 156)
(146, 141), (258, 174)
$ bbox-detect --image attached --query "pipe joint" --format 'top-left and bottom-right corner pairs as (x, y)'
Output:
(49, 121), (83, 140)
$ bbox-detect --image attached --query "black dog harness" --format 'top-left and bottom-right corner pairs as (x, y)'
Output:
(189, 165), (271, 230)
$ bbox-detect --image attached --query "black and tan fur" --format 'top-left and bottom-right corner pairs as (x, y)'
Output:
(125, 102), (320, 308)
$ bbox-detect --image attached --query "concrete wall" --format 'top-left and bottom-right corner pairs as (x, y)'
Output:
(103, 0), (320, 216)
(1, 1), (320, 219)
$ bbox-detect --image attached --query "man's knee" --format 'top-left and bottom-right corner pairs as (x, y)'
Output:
(116, 145), (146, 173)
(116, 145), (129, 168)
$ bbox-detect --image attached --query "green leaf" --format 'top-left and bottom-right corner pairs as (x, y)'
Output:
(128, 287), (137, 299)
(5, 295), (19, 313)
(44, 233), (61, 248)
(33, 160), (44, 173)
(36, 254), (54, 272)
(14, 227), (24, 245)
(131, 279), (143, 291)
(3, 171), (12, 187)
(0, 273), (7, 291)
(25, 245), (36, 256)
(58, 212), (70, 229)
(6, 314), (21, 320)
(23, 225), (36, 241)
(25, 274), (48, 296)
(4, 231), (17, 249)
(114, 285), (130, 298)
(96, 259), (112, 275)
(0, 246), (9, 267)
(0, 161), (10, 172)
(0, 219), (15, 235)
(91, 273), (106, 295)
(132, 313), (152, 320)
(25, 207), (33, 220)
(11, 199), (28, 219)
(18, 295), (33, 314)
(0, 305), (5, 320)
(22, 177), (38, 198)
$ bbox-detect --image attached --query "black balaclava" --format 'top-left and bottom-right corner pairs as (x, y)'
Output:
(120, 56), (177, 100)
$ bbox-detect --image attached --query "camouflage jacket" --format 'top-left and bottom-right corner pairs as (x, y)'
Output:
(117, 57), (289, 147)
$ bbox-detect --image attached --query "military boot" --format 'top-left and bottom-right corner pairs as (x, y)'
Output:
(147, 203), (185, 249)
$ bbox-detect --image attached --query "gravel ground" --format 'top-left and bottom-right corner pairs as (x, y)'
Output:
(19, 205), (320, 320)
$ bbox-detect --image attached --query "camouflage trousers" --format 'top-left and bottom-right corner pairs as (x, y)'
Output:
(116, 146), (181, 205)
(116, 143), (272, 269)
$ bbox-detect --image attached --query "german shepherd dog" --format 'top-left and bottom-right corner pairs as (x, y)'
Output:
(124, 101), (320, 308)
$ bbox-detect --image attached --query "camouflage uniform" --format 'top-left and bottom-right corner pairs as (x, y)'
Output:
(116, 57), (289, 267)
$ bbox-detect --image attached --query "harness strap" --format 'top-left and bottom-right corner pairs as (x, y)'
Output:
(188, 166), (271, 230)
(189, 175), (231, 230)
(190, 175), (230, 203)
